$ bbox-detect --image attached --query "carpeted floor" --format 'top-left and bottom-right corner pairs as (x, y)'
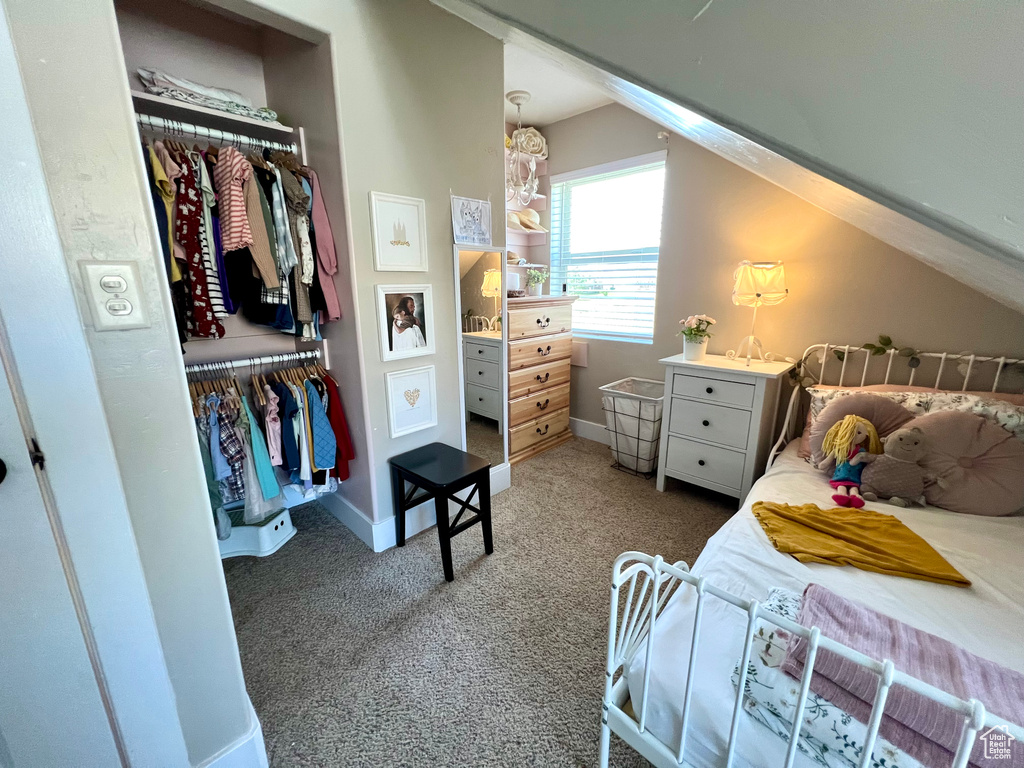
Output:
(465, 414), (505, 467)
(223, 436), (737, 767)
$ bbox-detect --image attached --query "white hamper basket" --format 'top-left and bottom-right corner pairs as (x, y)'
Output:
(599, 377), (665, 476)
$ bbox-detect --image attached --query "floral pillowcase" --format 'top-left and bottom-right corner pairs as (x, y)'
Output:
(806, 387), (1024, 444)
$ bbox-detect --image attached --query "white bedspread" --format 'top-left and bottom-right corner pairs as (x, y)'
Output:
(626, 443), (1024, 768)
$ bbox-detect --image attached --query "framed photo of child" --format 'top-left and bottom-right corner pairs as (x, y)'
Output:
(376, 285), (435, 361)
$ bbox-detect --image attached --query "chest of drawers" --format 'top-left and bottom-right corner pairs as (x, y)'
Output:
(463, 332), (503, 431)
(506, 295), (577, 465)
(656, 354), (793, 501)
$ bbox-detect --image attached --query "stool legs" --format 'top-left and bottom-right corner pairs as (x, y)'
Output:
(478, 470), (493, 555)
(434, 493), (454, 582)
(391, 467), (407, 547)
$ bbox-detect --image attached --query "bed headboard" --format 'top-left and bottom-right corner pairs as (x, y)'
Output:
(768, 343), (1024, 466)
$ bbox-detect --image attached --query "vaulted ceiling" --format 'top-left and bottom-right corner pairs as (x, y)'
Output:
(435, 0), (1024, 314)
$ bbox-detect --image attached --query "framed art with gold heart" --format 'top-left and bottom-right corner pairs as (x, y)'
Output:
(385, 365), (437, 438)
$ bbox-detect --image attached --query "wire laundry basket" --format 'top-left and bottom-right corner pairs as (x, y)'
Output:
(600, 377), (665, 478)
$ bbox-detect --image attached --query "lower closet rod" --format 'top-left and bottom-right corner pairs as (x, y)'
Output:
(183, 349), (322, 375)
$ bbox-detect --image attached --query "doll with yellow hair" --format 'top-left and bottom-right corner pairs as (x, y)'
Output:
(817, 415), (883, 508)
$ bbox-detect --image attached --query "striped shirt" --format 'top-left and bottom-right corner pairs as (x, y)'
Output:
(191, 152), (227, 318)
(212, 147), (253, 252)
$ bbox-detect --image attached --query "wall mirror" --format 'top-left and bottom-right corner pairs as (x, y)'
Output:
(453, 245), (509, 469)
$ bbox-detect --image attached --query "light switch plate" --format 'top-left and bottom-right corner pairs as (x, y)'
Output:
(79, 260), (150, 331)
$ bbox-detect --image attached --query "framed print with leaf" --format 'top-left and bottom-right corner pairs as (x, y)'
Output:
(386, 366), (437, 438)
(370, 191), (428, 271)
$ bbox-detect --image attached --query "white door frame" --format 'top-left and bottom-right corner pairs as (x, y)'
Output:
(0, 9), (189, 764)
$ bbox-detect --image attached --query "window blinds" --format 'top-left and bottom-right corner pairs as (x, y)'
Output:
(549, 156), (666, 342)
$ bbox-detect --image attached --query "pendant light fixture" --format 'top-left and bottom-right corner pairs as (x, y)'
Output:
(505, 90), (541, 206)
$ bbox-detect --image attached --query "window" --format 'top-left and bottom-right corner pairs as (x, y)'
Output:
(549, 152), (666, 343)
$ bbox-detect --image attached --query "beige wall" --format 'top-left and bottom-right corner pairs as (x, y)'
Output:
(460, 250), (502, 319)
(255, 0), (506, 524)
(4, 0), (253, 762)
(544, 105), (1024, 425)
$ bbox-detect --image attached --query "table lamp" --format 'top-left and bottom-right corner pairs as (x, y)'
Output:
(729, 260), (788, 366)
(480, 268), (502, 330)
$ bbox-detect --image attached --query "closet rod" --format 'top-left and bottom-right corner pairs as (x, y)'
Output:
(136, 112), (298, 154)
(183, 349), (322, 375)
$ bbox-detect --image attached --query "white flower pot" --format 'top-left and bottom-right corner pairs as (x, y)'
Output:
(682, 337), (708, 361)
(527, 283), (543, 296)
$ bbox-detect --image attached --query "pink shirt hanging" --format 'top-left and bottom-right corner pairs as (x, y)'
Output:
(212, 147), (254, 252)
(309, 170), (342, 322)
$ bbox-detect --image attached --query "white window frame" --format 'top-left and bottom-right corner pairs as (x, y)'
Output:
(549, 150), (667, 344)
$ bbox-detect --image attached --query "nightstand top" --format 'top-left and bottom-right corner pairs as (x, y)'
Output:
(659, 353), (794, 379)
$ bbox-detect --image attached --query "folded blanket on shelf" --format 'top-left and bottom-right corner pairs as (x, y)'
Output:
(783, 584), (1024, 768)
(751, 501), (971, 586)
(731, 587), (922, 768)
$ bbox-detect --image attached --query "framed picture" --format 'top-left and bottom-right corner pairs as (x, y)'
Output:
(376, 284), (434, 361)
(451, 195), (492, 246)
(386, 365), (437, 438)
(370, 192), (428, 272)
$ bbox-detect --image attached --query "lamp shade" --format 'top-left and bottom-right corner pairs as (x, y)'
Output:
(480, 269), (502, 298)
(732, 261), (788, 307)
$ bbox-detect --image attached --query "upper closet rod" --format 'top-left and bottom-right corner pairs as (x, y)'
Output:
(183, 349), (322, 375)
(136, 112), (298, 154)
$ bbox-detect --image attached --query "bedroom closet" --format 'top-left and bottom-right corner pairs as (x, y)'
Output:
(112, 0), (361, 557)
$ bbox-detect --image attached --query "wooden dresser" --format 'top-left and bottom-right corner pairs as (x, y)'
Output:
(506, 295), (577, 464)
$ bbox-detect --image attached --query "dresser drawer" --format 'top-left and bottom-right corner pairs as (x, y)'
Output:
(668, 398), (751, 450)
(466, 383), (501, 417)
(509, 358), (571, 399)
(665, 436), (745, 491)
(508, 305), (572, 340)
(509, 382), (570, 427)
(509, 407), (570, 454)
(466, 359), (500, 389)
(464, 340), (501, 364)
(509, 332), (572, 370)
(672, 373), (754, 409)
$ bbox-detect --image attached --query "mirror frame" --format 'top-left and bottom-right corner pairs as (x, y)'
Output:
(452, 243), (510, 474)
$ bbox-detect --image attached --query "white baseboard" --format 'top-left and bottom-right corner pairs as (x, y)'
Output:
(570, 416), (610, 445)
(199, 698), (267, 768)
(323, 464), (510, 553)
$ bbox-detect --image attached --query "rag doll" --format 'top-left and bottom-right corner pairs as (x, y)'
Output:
(860, 427), (929, 507)
(817, 414), (883, 508)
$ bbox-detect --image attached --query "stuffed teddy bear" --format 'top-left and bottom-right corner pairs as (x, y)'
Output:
(860, 426), (929, 507)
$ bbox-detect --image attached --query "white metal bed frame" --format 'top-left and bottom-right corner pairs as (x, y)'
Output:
(601, 343), (1024, 768)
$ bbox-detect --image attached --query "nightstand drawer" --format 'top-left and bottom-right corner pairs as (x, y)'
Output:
(466, 359), (500, 389)
(668, 398), (751, 450)
(466, 383), (500, 417)
(672, 373), (754, 408)
(509, 383), (571, 427)
(509, 358), (571, 399)
(665, 436), (744, 491)
(509, 332), (572, 370)
(464, 340), (501, 364)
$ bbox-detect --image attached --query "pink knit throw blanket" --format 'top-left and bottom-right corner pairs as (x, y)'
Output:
(782, 584), (1024, 768)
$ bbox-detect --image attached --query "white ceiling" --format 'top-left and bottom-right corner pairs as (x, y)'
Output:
(504, 44), (613, 127)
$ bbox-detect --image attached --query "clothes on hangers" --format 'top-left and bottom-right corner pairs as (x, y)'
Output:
(309, 169), (342, 321)
(174, 156), (225, 339)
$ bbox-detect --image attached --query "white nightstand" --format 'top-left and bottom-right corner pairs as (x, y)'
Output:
(656, 354), (794, 501)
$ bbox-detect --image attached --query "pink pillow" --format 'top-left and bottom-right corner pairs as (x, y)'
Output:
(906, 410), (1024, 516)
(809, 393), (914, 468)
(795, 384), (1024, 458)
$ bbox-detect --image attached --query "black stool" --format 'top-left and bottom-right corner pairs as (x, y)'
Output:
(388, 442), (493, 582)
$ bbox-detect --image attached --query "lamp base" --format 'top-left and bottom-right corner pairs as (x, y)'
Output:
(726, 335), (765, 367)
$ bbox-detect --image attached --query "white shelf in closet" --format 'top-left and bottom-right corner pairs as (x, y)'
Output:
(506, 229), (547, 247)
(131, 90), (295, 139)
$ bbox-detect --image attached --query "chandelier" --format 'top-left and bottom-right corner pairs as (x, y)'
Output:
(505, 90), (541, 206)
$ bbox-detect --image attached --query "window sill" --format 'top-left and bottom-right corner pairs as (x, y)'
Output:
(574, 332), (654, 345)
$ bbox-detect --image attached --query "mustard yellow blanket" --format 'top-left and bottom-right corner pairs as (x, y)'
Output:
(751, 502), (970, 587)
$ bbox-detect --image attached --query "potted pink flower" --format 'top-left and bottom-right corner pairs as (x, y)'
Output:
(678, 314), (716, 361)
